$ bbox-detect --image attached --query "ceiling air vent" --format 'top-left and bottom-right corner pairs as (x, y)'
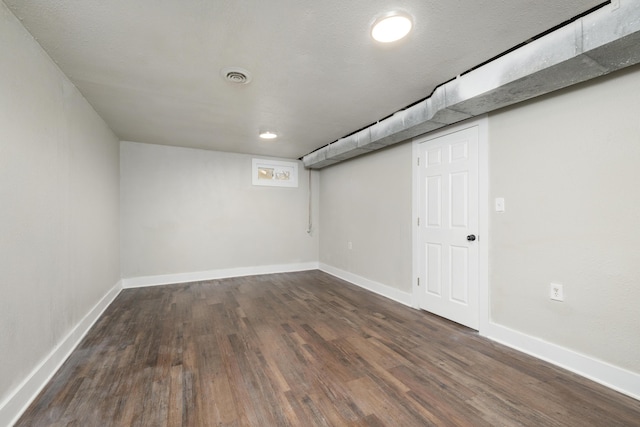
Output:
(221, 67), (252, 85)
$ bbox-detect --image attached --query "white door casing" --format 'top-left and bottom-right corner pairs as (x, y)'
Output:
(415, 124), (480, 330)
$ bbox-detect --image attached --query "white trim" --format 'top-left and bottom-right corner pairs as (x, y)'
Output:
(122, 262), (320, 289)
(477, 118), (490, 334)
(483, 321), (640, 401)
(323, 252), (640, 399)
(319, 263), (414, 307)
(411, 140), (421, 309)
(2, 267), (637, 424)
(411, 116), (489, 330)
(0, 281), (123, 427)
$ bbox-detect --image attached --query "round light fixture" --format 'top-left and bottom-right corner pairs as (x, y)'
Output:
(259, 130), (278, 140)
(371, 12), (413, 43)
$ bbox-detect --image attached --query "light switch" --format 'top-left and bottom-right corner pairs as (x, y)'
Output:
(495, 198), (505, 212)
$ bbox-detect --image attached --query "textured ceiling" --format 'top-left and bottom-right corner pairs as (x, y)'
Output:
(5, 0), (604, 159)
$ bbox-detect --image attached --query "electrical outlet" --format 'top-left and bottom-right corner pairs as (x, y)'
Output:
(550, 283), (564, 301)
(348, 241), (353, 250)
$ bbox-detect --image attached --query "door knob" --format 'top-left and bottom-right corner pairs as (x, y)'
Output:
(467, 234), (476, 241)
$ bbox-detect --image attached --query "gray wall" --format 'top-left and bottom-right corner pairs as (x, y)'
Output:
(318, 65), (640, 374)
(120, 141), (319, 279)
(319, 143), (413, 293)
(489, 66), (640, 373)
(0, 2), (120, 406)
(3, 0), (638, 410)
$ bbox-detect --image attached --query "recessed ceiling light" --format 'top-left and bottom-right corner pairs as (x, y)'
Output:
(259, 130), (278, 140)
(371, 12), (413, 43)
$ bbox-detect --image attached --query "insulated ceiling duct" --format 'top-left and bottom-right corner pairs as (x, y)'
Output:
(303, 0), (640, 169)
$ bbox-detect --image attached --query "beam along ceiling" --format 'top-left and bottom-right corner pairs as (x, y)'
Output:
(5, 0), (604, 159)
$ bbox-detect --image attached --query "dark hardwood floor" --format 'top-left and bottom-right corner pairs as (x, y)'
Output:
(16, 270), (640, 426)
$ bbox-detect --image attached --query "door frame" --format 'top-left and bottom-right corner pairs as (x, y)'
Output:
(412, 116), (489, 333)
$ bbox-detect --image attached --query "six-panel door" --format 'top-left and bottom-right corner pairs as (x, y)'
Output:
(418, 126), (479, 330)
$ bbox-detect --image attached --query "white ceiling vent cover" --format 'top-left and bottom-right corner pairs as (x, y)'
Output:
(221, 67), (252, 84)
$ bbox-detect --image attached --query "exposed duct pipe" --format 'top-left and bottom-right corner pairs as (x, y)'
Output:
(303, 0), (640, 169)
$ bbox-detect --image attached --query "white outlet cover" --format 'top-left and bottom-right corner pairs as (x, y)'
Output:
(495, 197), (505, 212)
(550, 283), (564, 301)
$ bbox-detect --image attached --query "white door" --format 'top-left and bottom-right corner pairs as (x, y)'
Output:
(417, 126), (479, 329)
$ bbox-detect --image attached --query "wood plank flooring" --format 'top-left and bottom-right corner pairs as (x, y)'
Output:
(16, 271), (640, 426)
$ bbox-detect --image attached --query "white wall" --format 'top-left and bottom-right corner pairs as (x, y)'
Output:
(319, 144), (413, 294)
(120, 141), (319, 280)
(488, 65), (640, 374)
(0, 1), (120, 421)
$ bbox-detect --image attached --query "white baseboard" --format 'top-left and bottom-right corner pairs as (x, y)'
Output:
(3, 270), (636, 427)
(122, 262), (320, 289)
(483, 321), (640, 401)
(0, 281), (123, 427)
(319, 263), (414, 307)
(318, 263), (639, 401)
